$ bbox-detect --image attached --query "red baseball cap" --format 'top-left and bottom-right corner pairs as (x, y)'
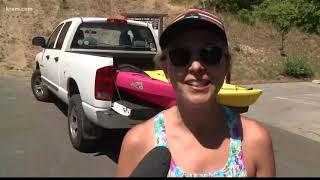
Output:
(160, 9), (228, 49)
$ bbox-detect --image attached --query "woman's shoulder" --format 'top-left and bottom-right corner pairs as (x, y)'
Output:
(239, 116), (272, 144)
(122, 117), (155, 152)
(239, 116), (276, 176)
(122, 109), (169, 151)
(116, 116), (157, 176)
(239, 115), (274, 163)
(238, 116), (274, 173)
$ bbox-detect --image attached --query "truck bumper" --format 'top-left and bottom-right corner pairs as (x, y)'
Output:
(82, 102), (247, 129)
(82, 101), (149, 129)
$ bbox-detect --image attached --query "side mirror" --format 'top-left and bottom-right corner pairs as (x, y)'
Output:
(32, 36), (46, 48)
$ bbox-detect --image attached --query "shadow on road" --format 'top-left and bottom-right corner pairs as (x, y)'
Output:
(93, 129), (128, 163)
(51, 96), (129, 164)
(53, 96), (68, 116)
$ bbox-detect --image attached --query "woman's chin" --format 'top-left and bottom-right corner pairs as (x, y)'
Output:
(183, 94), (214, 105)
(176, 83), (219, 105)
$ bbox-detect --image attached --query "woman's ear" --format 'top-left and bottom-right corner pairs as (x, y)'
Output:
(225, 60), (231, 75)
(162, 60), (168, 76)
(153, 53), (164, 70)
(221, 51), (231, 83)
(153, 52), (170, 80)
(163, 65), (171, 83)
(160, 56), (171, 82)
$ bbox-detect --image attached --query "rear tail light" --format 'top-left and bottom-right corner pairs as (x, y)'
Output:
(106, 18), (127, 24)
(95, 66), (114, 101)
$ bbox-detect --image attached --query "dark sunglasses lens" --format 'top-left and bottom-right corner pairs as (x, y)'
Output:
(200, 47), (223, 65)
(169, 48), (191, 67)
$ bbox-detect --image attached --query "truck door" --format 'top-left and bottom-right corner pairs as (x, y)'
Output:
(42, 23), (64, 93)
(51, 21), (72, 88)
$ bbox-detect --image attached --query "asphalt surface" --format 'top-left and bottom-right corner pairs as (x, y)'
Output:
(0, 75), (319, 177)
(244, 82), (320, 143)
(0, 75), (126, 177)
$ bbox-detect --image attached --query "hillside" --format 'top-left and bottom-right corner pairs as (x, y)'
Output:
(0, 0), (319, 83)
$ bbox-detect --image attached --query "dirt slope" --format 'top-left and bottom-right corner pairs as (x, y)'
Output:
(0, 0), (185, 75)
(0, 0), (319, 81)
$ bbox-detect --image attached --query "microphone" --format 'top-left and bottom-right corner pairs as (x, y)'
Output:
(130, 146), (172, 177)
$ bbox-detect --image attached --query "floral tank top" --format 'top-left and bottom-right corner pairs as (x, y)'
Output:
(154, 107), (248, 177)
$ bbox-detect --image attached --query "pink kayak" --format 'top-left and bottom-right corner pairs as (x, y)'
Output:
(115, 71), (176, 108)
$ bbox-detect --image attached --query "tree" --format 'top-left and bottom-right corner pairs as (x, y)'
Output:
(254, 0), (298, 56)
(294, 0), (320, 33)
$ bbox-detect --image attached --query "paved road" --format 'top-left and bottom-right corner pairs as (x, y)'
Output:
(244, 82), (320, 143)
(0, 75), (127, 177)
(0, 75), (319, 177)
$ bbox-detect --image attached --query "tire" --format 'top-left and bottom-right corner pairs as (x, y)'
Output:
(68, 94), (102, 152)
(31, 69), (52, 102)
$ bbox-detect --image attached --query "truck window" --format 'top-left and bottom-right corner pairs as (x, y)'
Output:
(47, 23), (64, 49)
(70, 22), (157, 52)
(55, 21), (72, 50)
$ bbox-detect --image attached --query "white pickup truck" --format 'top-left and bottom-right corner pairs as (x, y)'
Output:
(31, 17), (161, 152)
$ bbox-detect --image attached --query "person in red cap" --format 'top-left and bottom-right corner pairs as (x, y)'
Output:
(116, 9), (275, 177)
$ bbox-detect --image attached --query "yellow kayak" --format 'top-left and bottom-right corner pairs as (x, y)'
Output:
(217, 84), (263, 107)
(144, 70), (169, 83)
(144, 70), (263, 107)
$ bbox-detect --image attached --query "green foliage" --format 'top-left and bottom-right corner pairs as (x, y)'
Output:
(205, 0), (263, 13)
(198, 0), (320, 57)
(202, 0), (320, 34)
(169, 0), (198, 7)
(254, 0), (297, 33)
(237, 9), (256, 25)
(294, 0), (320, 33)
(60, 0), (69, 9)
(284, 56), (313, 78)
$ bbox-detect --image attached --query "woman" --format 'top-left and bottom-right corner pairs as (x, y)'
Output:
(116, 9), (275, 177)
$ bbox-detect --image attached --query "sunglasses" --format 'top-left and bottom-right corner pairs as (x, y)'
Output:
(168, 46), (224, 67)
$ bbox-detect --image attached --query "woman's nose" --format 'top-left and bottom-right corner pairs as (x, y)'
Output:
(188, 56), (206, 73)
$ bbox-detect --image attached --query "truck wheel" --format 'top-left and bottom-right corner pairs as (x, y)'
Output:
(31, 70), (52, 102)
(68, 94), (102, 152)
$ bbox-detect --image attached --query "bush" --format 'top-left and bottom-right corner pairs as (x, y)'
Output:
(238, 9), (256, 25)
(205, 0), (263, 13)
(60, 0), (69, 9)
(203, 0), (320, 34)
(284, 56), (313, 78)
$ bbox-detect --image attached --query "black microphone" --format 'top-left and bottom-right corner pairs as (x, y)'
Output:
(130, 146), (172, 177)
